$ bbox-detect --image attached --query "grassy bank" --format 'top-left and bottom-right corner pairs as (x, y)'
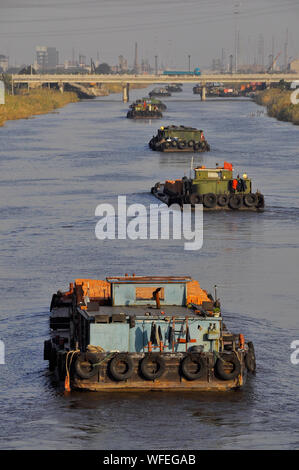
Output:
(0, 89), (79, 127)
(254, 88), (299, 125)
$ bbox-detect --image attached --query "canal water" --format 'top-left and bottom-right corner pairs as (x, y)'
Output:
(0, 85), (298, 449)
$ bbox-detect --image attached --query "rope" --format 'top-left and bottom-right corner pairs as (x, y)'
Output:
(91, 351), (115, 368)
(64, 349), (80, 392)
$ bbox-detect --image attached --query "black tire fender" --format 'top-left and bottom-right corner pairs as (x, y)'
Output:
(256, 193), (265, 208)
(49, 349), (57, 372)
(44, 340), (52, 361)
(190, 193), (203, 205)
(217, 194), (229, 207)
(109, 353), (134, 381)
(203, 193), (217, 208)
(181, 353), (207, 381)
(229, 194), (242, 210)
(245, 341), (256, 373)
(74, 352), (99, 380)
(215, 353), (241, 380)
(58, 352), (67, 380)
(244, 193), (258, 207)
(140, 354), (166, 380)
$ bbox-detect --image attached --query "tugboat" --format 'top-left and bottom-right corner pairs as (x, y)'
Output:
(127, 101), (162, 119)
(166, 83), (183, 93)
(130, 97), (167, 112)
(151, 162), (265, 211)
(149, 87), (171, 98)
(45, 275), (256, 392)
(149, 125), (210, 152)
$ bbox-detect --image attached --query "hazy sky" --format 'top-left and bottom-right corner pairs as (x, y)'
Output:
(1, 0), (298, 68)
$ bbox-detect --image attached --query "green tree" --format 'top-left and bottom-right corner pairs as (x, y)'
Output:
(95, 63), (111, 74)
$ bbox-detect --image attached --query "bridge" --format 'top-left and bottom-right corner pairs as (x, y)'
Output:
(11, 73), (299, 102)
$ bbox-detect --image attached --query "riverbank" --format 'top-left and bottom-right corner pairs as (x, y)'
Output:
(0, 83), (148, 126)
(254, 88), (299, 125)
(0, 89), (78, 127)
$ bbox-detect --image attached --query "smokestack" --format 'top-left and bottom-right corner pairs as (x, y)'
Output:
(134, 42), (139, 74)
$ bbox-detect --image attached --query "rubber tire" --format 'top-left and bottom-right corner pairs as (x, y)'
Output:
(244, 193), (257, 207)
(44, 340), (52, 361)
(49, 349), (57, 372)
(256, 194), (264, 208)
(58, 352), (67, 381)
(178, 141), (186, 149)
(229, 194), (242, 210)
(217, 194), (229, 207)
(74, 352), (99, 380)
(181, 354), (207, 381)
(109, 353), (134, 381)
(140, 354), (166, 380)
(171, 140), (178, 148)
(190, 193), (203, 205)
(215, 353), (241, 381)
(203, 193), (217, 208)
(188, 140), (195, 147)
(245, 341), (256, 373)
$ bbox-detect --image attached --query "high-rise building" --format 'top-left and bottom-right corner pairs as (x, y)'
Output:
(118, 55), (128, 72)
(36, 46), (59, 70)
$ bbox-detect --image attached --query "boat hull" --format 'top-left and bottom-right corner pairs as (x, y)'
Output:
(62, 351), (247, 392)
(151, 184), (265, 211)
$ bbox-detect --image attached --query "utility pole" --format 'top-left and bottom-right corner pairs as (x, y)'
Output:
(188, 54), (191, 73)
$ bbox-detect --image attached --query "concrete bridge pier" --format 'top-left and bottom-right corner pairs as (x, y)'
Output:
(201, 84), (206, 101)
(122, 83), (130, 102)
(58, 82), (64, 93)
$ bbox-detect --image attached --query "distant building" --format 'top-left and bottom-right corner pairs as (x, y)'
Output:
(79, 54), (86, 67)
(36, 46), (59, 71)
(0, 54), (9, 71)
(118, 55), (128, 72)
(238, 64), (265, 73)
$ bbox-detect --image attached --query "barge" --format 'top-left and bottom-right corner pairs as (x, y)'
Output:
(127, 101), (162, 119)
(45, 275), (256, 392)
(149, 125), (210, 152)
(151, 162), (265, 211)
